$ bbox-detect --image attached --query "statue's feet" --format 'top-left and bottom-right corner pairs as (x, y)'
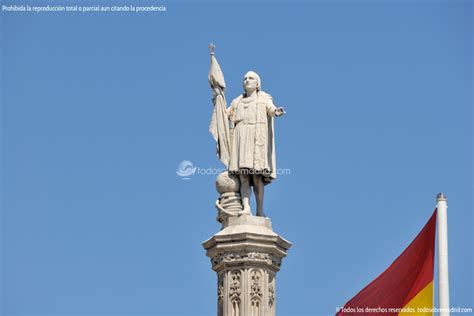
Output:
(256, 210), (267, 217)
(242, 206), (252, 215)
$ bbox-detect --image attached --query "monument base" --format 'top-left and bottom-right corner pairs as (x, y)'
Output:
(203, 215), (291, 316)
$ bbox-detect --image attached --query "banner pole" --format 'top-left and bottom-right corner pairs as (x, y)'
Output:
(437, 193), (450, 316)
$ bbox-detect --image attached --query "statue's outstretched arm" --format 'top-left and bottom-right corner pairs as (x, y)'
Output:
(265, 97), (286, 117)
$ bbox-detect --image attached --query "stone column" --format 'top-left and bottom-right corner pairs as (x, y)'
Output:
(203, 215), (291, 316)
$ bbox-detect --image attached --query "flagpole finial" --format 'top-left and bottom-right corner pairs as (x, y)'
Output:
(437, 192), (447, 202)
(209, 43), (216, 55)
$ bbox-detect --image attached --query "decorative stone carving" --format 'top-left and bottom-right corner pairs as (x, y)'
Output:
(268, 284), (275, 308)
(218, 285), (224, 301)
(229, 270), (241, 302)
(210, 250), (282, 271)
(218, 275), (224, 304)
(250, 270), (263, 301)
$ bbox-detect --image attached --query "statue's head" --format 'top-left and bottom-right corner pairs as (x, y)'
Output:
(243, 71), (261, 94)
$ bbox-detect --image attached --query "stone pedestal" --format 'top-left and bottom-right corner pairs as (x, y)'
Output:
(203, 215), (291, 316)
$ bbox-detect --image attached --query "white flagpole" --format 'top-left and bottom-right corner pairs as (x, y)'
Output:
(437, 193), (450, 316)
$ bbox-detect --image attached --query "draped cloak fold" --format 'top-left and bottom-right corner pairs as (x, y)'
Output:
(208, 55), (231, 167)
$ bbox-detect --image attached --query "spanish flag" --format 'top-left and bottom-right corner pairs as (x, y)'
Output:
(336, 210), (437, 316)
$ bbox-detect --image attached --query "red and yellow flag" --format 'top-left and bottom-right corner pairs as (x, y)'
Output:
(337, 210), (437, 316)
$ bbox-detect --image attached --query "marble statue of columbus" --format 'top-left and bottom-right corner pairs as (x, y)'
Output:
(209, 44), (285, 218)
(227, 72), (285, 216)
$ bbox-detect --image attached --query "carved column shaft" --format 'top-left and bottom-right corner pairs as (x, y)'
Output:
(203, 215), (291, 316)
(218, 267), (273, 316)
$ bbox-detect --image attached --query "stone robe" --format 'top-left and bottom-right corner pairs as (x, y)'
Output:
(227, 91), (277, 184)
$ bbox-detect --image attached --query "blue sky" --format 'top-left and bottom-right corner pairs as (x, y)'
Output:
(1, 0), (472, 315)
